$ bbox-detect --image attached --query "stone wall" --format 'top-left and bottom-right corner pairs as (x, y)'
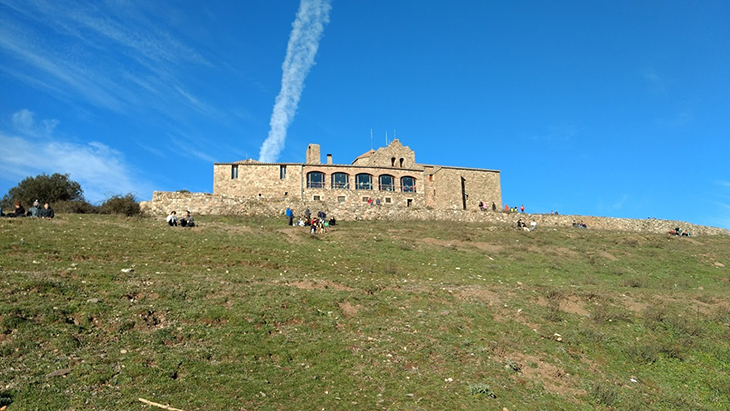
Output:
(426, 166), (502, 211)
(213, 140), (501, 212)
(140, 191), (729, 236)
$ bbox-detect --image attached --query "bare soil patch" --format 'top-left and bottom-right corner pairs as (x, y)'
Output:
(597, 251), (619, 261)
(286, 280), (354, 292)
(278, 228), (304, 243)
(338, 300), (360, 318)
(454, 287), (500, 305)
(503, 352), (585, 397)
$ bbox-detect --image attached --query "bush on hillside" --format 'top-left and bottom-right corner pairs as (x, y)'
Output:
(99, 194), (141, 216)
(54, 200), (99, 214)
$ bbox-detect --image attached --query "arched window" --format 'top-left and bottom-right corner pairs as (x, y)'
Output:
(331, 172), (349, 189)
(399, 158), (404, 168)
(306, 171), (325, 188)
(379, 174), (395, 191)
(355, 173), (373, 190)
(401, 176), (416, 192)
(391, 157), (396, 167)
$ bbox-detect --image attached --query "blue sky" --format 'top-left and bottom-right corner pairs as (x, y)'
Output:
(1, 0), (728, 229)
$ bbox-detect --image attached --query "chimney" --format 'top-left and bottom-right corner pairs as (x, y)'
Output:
(326, 154), (332, 164)
(306, 144), (321, 164)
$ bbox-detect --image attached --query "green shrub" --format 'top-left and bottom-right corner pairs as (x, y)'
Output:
(99, 194), (141, 216)
(54, 200), (99, 214)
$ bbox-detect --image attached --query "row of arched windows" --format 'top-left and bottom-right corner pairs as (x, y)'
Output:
(307, 172), (416, 192)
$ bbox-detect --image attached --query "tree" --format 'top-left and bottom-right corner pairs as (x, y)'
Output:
(1, 173), (84, 208)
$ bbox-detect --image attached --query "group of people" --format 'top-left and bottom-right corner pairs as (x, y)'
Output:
(166, 210), (195, 227)
(0, 200), (54, 218)
(478, 201), (498, 211)
(286, 207), (336, 234)
(366, 198), (381, 206)
(572, 221), (588, 229)
(516, 218), (537, 231)
(670, 227), (691, 237)
(503, 204), (526, 213)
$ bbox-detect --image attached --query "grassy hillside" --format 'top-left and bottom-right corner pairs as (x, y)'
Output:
(1, 215), (729, 410)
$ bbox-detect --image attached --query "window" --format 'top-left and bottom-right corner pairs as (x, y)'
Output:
(362, 196), (369, 202)
(399, 158), (404, 168)
(280, 165), (287, 179)
(391, 157), (396, 167)
(331, 172), (349, 189)
(313, 195), (321, 201)
(307, 171), (325, 188)
(401, 176), (416, 192)
(379, 174), (395, 191)
(355, 173), (373, 190)
(231, 165), (238, 179)
(407, 199), (413, 207)
(337, 196), (346, 203)
(429, 174), (433, 181)
(385, 197), (392, 203)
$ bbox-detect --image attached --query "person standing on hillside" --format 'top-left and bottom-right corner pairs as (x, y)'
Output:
(286, 207), (294, 226)
(520, 205), (525, 213)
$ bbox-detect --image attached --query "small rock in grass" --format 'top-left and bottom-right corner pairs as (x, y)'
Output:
(46, 368), (72, 378)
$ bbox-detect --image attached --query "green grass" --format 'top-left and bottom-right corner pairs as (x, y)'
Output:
(1, 214), (729, 410)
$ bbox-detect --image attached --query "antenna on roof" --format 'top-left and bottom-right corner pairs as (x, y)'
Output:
(385, 131), (388, 146)
(370, 129), (373, 150)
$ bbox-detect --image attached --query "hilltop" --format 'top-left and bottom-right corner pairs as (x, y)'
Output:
(1, 214), (729, 410)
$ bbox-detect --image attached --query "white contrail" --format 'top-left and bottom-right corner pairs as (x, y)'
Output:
(258, 0), (331, 163)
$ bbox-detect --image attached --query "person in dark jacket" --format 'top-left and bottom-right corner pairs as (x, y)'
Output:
(180, 210), (195, 227)
(7, 201), (26, 217)
(39, 202), (55, 219)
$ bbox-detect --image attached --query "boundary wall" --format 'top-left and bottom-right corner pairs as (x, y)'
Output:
(140, 191), (729, 236)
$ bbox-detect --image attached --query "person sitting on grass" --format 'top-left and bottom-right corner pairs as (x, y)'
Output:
(5, 201), (26, 217)
(26, 200), (41, 217)
(180, 210), (195, 227)
(166, 210), (178, 226)
(39, 202), (55, 219)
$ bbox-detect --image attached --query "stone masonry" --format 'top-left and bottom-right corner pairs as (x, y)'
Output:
(212, 139), (502, 212)
(140, 191), (729, 236)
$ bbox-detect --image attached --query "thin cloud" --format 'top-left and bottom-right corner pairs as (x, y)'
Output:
(0, 0), (215, 119)
(641, 67), (667, 94)
(0, 110), (154, 203)
(12, 109), (59, 138)
(167, 132), (218, 164)
(259, 0), (332, 163)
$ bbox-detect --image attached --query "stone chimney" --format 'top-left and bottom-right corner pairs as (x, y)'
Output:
(306, 144), (321, 164)
(326, 154), (332, 164)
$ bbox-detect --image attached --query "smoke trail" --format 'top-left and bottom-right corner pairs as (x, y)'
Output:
(258, 0), (331, 163)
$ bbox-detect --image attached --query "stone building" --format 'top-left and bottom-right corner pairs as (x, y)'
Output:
(213, 139), (501, 211)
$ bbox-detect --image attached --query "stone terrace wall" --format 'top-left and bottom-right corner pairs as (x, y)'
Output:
(140, 191), (729, 236)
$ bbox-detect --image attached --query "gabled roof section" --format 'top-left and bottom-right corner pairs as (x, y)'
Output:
(353, 149), (376, 164)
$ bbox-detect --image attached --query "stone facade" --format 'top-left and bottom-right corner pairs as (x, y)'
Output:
(213, 139), (502, 211)
(139, 191), (729, 236)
